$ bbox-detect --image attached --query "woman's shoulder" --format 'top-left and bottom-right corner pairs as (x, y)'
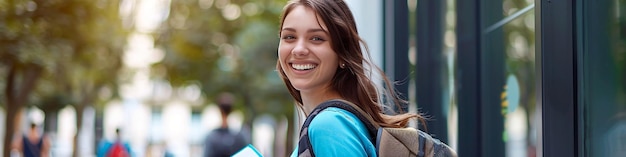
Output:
(309, 107), (365, 129)
(307, 107), (376, 156)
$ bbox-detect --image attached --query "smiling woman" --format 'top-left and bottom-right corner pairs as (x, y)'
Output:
(275, 0), (430, 156)
(278, 5), (339, 104)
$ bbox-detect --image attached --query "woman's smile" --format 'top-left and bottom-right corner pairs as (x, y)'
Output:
(291, 63), (317, 71)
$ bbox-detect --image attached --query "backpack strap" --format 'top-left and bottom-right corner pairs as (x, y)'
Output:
(297, 99), (378, 157)
(418, 130), (430, 157)
(327, 99), (380, 136)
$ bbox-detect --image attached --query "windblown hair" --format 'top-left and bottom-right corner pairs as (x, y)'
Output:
(276, 0), (421, 128)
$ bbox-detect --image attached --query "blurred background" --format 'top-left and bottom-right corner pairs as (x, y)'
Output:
(0, 0), (624, 157)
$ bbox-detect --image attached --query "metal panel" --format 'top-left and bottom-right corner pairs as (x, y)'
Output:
(480, 0), (505, 156)
(456, 0), (505, 156)
(539, 0), (578, 156)
(416, 0), (449, 143)
(456, 0), (482, 156)
(383, 0), (410, 112)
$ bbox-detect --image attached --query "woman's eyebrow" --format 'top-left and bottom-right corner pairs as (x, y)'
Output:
(307, 28), (326, 33)
(282, 27), (296, 32)
(281, 27), (327, 33)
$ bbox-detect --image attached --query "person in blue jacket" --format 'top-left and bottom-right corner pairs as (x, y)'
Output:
(97, 128), (132, 157)
(276, 0), (424, 156)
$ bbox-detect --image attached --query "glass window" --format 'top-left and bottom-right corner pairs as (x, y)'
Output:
(501, 3), (536, 157)
(485, 0), (537, 156)
(583, 0), (626, 156)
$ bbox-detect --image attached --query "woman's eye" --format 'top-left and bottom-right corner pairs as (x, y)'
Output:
(282, 35), (295, 40)
(311, 37), (325, 41)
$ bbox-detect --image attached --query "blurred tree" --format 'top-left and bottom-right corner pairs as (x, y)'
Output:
(153, 0), (294, 155)
(0, 0), (128, 156)
(0, 1), (48, 156)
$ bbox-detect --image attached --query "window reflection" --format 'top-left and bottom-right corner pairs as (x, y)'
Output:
(502, 0), (536, 157)
(585, 0), (626, 156)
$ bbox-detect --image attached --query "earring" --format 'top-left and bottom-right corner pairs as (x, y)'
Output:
(340, 63), (346, 68)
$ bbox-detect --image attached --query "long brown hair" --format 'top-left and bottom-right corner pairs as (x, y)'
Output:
(276, 0), (420, 128)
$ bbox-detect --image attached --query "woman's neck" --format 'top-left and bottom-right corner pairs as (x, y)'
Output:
(300, 88), (342, 114)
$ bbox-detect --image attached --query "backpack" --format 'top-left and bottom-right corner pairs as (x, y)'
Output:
(297, 99), (457, 157)
(107, 142), (129, 157)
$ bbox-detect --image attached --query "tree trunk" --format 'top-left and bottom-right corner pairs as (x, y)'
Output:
(3, 105), (23, 157)
(72, 85), (98, 157)
(94, 107), (104, 154)
(43, 109), (59, 134)
(3, 63), (42, 157)
(42, 99), (66, 136)
(72, 105), (85, 157)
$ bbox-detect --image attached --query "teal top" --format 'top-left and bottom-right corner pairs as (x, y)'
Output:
(290, 107), (377, 157)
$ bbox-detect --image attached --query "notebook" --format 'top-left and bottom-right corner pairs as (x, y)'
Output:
(232, 144), (263, 157)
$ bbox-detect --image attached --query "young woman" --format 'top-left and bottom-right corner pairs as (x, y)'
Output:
(276, 0), (420, 156)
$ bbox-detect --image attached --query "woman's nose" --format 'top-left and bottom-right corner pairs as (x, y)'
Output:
(291, 40), (309, 57)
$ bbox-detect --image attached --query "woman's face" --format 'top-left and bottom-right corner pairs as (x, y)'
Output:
(278, 5), (339, 93)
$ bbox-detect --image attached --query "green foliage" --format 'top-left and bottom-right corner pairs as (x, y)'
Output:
(154, 0), (293, 117)
(0, 0), (129, 109)
(0, 1), (128, 156)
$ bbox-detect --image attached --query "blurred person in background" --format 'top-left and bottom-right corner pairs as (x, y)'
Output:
(203, 92), (249, 157)
(97, 128), (132, 157)
(12, 123), (51, 157)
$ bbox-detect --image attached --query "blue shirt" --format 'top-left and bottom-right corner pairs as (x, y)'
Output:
(22, 135), (43, 157)
(291, 107), (377, 157)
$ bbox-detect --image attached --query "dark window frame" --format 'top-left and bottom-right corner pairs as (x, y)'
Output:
(538, 0), (580, 156)
(456, 0), (482, 156)
(416, 0), (449, 143)
(383, 0), (410, 113)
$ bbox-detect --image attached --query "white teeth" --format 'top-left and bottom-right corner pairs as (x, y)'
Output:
(292, 64), (316, 70)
